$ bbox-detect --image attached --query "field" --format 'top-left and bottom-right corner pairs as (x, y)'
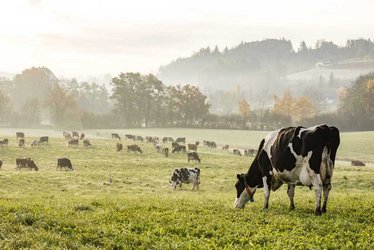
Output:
(0, 128), (373, 249)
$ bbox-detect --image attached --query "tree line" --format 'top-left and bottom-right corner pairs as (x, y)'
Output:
(0, 67), (373, 131)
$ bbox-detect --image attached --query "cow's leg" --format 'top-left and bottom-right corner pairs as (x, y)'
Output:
(311, 174), (323, 215)
(287, 184), (296, 210)
(321, 183), (332, 213)
(262, 176), (271, 210)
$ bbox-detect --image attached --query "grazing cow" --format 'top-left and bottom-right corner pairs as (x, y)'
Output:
(39, 136), (49, 144)
(351, 160), (365, 167)
(169, 167), (200, 191)
(175, 137), (186, 144)
(72, 131), (79, 138)
(16, 158), (38, 171)
(116, 143), (123, 152)
(234, 125), (340, 215)
(0, 159), (2, 169)
(57, 158), (74, 170)
(222, 145), (229, 150)
(83, 139), (91, 147)
(162, 148), (169, 157)
(187, 152), (201, 163)
(188, 143), (197, 151)
(162, 137), (174, 144)
(125, 134), (135, 141)
(26, 159), (39, 171)
(172, 145), (186, 153)
(18, 139), (25, 147)
(127, 144), (142, 154)
(68, 139), (79, 146)
(136, 136), (144, 142)
(80, 133), (85, 140)
(112, 133), (121, 140)
(204, 141), (217, 148)
(233, 149), (242, 156)
(244, 149), (256, 157)
(16, 132), (25, 139)
(31, 140), (40, 148)
(64, 132), (72, 141)
(2, 139), (8, 146)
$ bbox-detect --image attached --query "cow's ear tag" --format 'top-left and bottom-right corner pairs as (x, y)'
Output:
(249, 197), (254, 202)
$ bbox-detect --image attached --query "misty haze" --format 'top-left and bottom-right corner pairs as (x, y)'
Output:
(0, 0), (373, 249)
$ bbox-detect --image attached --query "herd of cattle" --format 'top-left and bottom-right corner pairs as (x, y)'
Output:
(0, 125), (370, 215)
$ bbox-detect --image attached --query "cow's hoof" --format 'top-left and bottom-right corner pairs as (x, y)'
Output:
(289, 205), (295, 211)
(321, 207), (327, 213)
(314, 209), (322, 216)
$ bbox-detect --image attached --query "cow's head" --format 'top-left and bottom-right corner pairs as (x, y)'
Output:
(234, 174), (256, 208)
(169, 169), (181, 190)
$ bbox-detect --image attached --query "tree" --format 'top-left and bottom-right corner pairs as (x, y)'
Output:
(20, 98), (41, 126)
(273, 90), (294, 120)
(46, 83), (79, 127)
(0, 89), (9, 124)
(238, 99), (251, 129)
(294, 96), (316, 123)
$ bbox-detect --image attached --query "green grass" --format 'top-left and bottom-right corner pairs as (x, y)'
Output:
(0, 129), (373, 249)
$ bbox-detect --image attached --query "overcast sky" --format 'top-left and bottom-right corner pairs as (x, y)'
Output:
(0, 0), (373, 80)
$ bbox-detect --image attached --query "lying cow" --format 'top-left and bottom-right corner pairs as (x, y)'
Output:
(116, 143), (123, 152)
(39, 136), (49, 144)
(127, 144), (142, 154)
(351, 160), (365, 166)
(234, 125), (340, 215)
(57, 158), (74, 170)
(187, 152), (201, 163)
(169, 167), (200, 191)
(112, 133), (121, 140)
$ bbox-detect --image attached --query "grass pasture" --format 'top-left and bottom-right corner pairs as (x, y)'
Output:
(0, 128), (373, 249)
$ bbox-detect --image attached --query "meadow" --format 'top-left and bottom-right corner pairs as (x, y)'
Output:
(0, 128), (373, 249)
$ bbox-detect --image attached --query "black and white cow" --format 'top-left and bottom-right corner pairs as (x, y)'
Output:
(169, 167), (200, 191)
(234, 125), (340, 215)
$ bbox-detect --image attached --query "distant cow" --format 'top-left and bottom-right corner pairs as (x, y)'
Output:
(155, 143), (162, 153)
(83, 139), (91, 147)
(169, 167), (200, 191)
(31, 140), (40, 147)
(0, 141), (3, 148)
(57, 158), (74, 170)
(187, 152), (201, 163)
(16, 158), (38, 171)
(175, 137), (186, 144)
(172, 145), (186, 153)
(162, 137), (174, 143)
(112, 133), (121, 140)
(351, 160), (365, 166)
(125, 134), (135, 141)
(68, 139), (79, 146)
(72, 131), (79, 138)
(162, 148), (169, 157)
(222, 145), (229, 150)
(204, 141), (217, 148)
(127, 144), (142, 154)
(16, 132), (25, 139)
(80, 133), (85, 140)
(64, 132), (72, 141)
(18, 139), (25, 147)
(0, 160), (2, 169)
(233, 149), (242, 156)
(1, 139), (8, 146)
(116, 143), (123, 152)
(39, 136), (49, 144)
(188, 143), (197, 151)
(136, 136), (144, 142)
(244, 149), (256, 156)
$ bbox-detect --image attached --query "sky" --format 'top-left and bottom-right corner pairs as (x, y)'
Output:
(0, 0), (373, 80)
